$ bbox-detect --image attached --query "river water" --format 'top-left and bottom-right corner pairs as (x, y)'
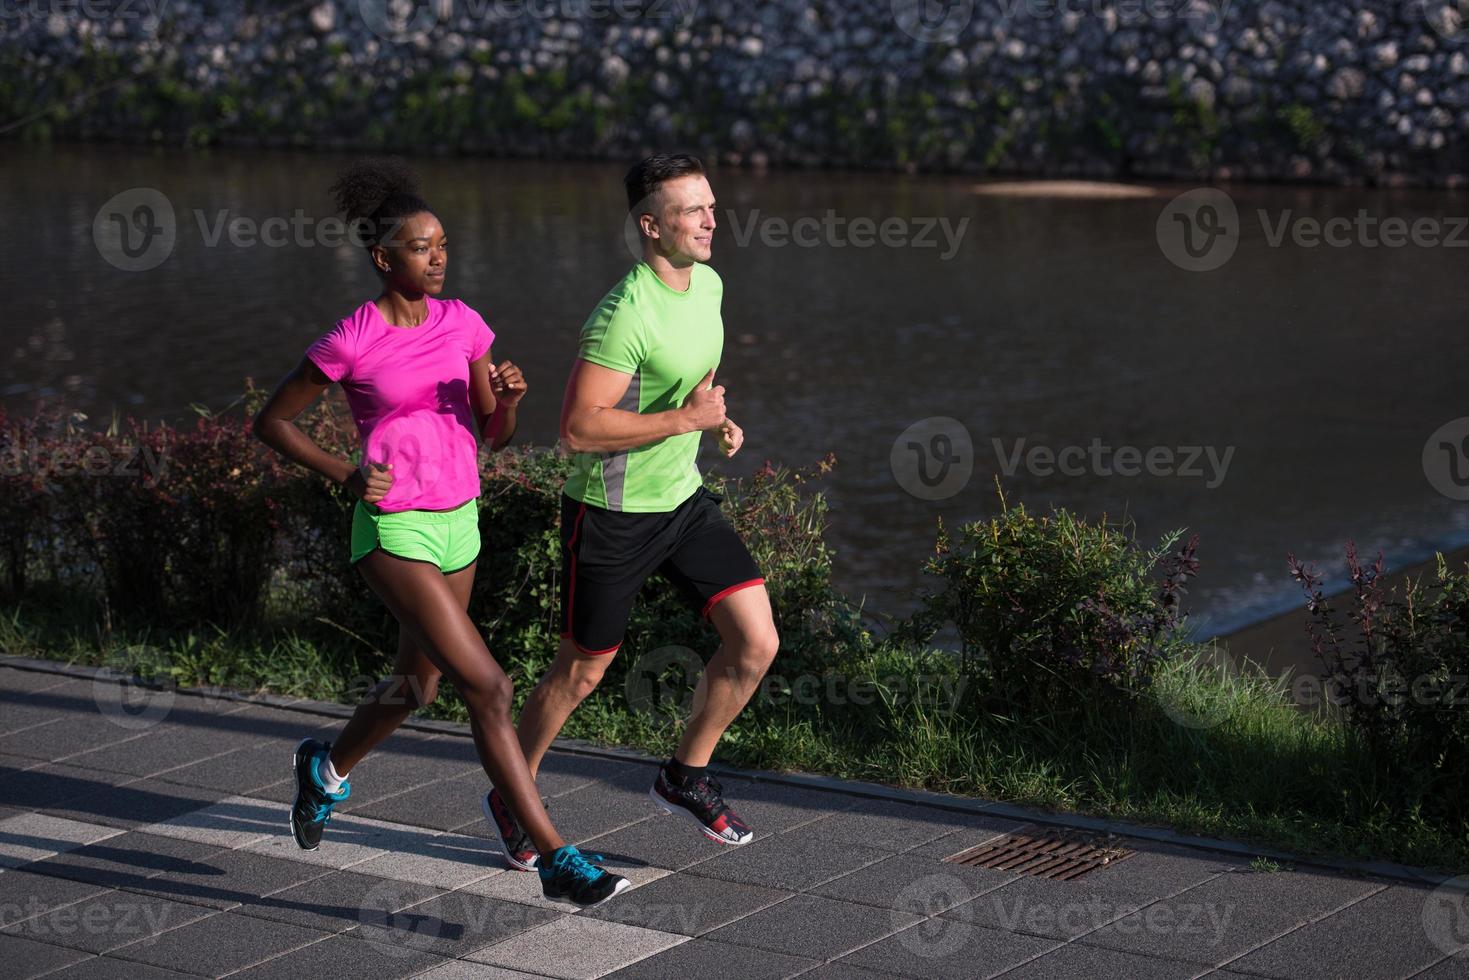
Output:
(5, 144), (1467, 651)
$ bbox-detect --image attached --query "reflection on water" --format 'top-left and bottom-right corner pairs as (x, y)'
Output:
(5, 144), (1468, 649)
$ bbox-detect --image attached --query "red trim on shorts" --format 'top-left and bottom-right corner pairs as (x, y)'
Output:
(560, 632), (623, 657)
(564, 503), (588, 637)
(702, 577), (766, 619)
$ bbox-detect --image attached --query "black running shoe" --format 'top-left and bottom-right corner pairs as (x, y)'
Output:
(483, 786), (539, 872)
(538, 845), (630, 908)
(650, 765), (754, 845)
(290, 737), (349, 850)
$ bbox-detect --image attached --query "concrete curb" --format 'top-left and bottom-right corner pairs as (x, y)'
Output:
(1, 652), (1451, 888)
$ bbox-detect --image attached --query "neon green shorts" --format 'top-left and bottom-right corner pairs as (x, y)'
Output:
(351, 498), (481, 574)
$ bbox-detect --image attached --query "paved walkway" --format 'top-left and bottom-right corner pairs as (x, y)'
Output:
(0, 662), (1463, 979)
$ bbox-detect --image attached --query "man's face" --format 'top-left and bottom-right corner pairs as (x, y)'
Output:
(646, 174), (716, 263)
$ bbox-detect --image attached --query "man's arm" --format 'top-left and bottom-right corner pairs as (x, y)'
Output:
(561, 359), (725, 454)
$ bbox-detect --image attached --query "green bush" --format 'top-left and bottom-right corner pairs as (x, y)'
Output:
(909, 492), (1200, 712)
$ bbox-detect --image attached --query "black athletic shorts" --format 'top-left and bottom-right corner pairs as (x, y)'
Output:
(559, 486), (765, 656)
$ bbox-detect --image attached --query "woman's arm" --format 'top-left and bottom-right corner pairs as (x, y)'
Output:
(253, 357), (389, 501)
(469, 349), (526, 452)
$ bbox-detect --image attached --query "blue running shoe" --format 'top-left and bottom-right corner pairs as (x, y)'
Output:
(290, 737), (349, 850)
(538, 845), (630, 908)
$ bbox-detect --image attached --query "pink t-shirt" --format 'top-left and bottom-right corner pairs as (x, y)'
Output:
(306, 297), (494, 513)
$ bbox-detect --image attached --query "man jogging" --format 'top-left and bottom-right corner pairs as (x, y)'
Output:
(483, 154), (780, 866)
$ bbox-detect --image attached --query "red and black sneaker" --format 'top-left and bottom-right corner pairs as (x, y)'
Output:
(483, 787), (539, 871)
(649, 765), (754, 846)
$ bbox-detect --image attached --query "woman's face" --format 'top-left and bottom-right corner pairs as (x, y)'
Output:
(372, 211), (447, 294)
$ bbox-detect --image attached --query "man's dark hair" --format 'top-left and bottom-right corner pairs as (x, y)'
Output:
(624, 153), (705, 212)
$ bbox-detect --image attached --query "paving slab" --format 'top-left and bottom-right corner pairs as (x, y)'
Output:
(15, 831), (223, 891)
(0, 930), (94, 978)
(227, 933), (454, 980)
(837, 920), (1062, 978)
(705, 893), (920, 961)
(334, 735), (476, 811)
(524, 780), (665, 845)
(107, 907), (329, 975)
(39, 777), (221, 831)
(118, 847), (329, 911)
(0, 891), (216, 953)
(581, 869), (791, 936)
(577, 813), (736, 872)
(797, 799), (1014, 853)
(1225, 884), (1460, 979)
(234, 868), (443, 935)
(0, 870), (113, 927)
(0, 710), (154, 762)
(0, 668), (76, 695)
(34, 954), (203, 979)
(349, 828), (503, 888)
(685, 822), (891, 891)
(997, 942), (1203, 979)
(136, 795), (282, 850)
(1081, 865), (1385, 966)
(1413, 953), (1469, 978)
(467, 913), (688, 979)
(602, 936), (816, 979)
(0, 813), (123, 869)
(413, 960), (554, 979)
(943, 839), (1244, 941)
(808, 851), (1019, 914)
(156, 740), (304, 796)
(377, 887), (563, 957)
(61, 723), (247, 778)
(0, 762), (140, 813)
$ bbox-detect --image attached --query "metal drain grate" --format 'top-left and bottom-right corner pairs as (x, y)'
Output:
(943, 828), (1136, 881)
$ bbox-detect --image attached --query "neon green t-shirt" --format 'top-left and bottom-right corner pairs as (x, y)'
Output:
(564, 261), (723, 512)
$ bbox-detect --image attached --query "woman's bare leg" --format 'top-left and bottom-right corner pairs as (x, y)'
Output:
(326, 562), (468, 774)
(355, 550), (565, 855)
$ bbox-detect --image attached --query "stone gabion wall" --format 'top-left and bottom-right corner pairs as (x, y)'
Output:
(5, 0), (1468, 184)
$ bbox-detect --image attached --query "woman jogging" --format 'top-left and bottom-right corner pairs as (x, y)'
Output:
(253, 159), (628, 908)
